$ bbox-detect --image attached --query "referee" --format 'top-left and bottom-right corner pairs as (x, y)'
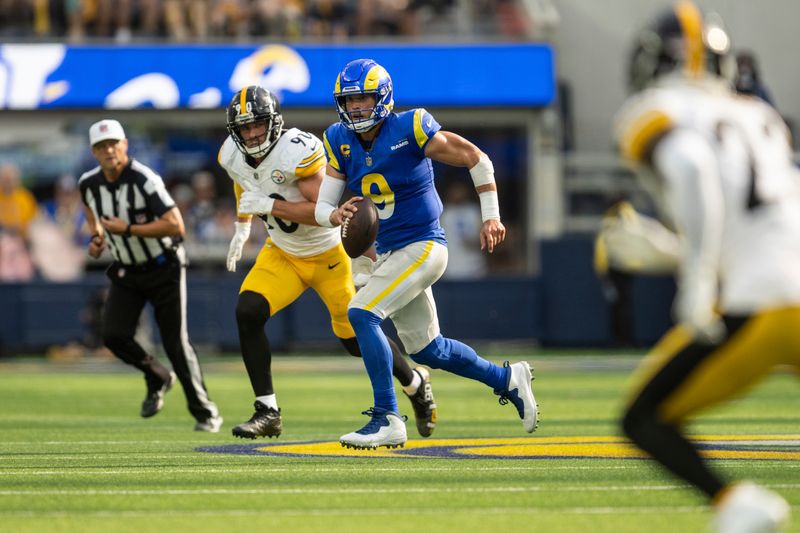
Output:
(79, 119), (222, 432)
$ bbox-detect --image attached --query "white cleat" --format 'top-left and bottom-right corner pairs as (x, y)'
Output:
(495, 361), (539, 433)
(194, 415), (223, 433)
(714, 482), (790, 533)
(339, 408), (407, 450)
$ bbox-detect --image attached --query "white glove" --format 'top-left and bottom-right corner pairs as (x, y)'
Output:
(226, 221), (251, 272)
(238, 191), (275, 215)
(351, 255), (375, 289)
(673, 269), (725, 344)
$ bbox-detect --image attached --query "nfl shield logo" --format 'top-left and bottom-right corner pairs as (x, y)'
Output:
(135, 214), (147, 224)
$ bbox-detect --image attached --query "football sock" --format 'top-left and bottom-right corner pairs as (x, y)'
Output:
(339, 335), (415, 387)
(411, 335), (508, 390)
(255, 394), (278, 410)
(347, 308), (398, 413)
(236, 291), (274, 396)
(623, 403), (724, 498)
(388, 337), (415, 387)
(403, 370), (422, 395)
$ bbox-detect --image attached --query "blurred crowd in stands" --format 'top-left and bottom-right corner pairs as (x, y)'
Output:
(0, 0), (554, 42)
(0, 156), (501, 282)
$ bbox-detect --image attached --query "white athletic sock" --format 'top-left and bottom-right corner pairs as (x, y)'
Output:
(255, 394), (278, 410)
(403, 370), (422, 395)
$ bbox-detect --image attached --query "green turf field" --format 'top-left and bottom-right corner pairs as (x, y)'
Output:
(1, 353), (798, 532)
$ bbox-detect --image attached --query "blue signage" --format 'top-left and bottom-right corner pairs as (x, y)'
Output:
(0, 43), (554, 109)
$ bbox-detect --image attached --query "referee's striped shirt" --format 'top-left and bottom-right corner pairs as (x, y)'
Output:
(79, 159), (179, 266)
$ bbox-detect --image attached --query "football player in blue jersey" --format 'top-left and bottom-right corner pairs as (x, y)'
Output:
(315, 58), (539, 449)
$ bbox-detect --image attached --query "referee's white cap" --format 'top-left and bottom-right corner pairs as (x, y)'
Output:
(89, 119), (126, 147)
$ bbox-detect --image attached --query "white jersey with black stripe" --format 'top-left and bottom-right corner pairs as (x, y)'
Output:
(78, 159), (177, 265)
(615, 78), (800, 313)
(219, 127), (340, 258)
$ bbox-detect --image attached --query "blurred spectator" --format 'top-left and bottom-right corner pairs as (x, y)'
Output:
(165, 0), (209, 41)
(29, 174), (87, 281)
(0, 0), (33, 37)
(250, 0), (303, 38)
(4, 0), (513, 40)
(305, 0), (350, 40)
(188, 170), (218, 240)
(735, 51), (774, 106)
(0, 163), (37, 239)
(355, 0), (411, 36)
(41, 174), (88, 247)
(210, 0), (247, 37)
(439, 181), (487, 280)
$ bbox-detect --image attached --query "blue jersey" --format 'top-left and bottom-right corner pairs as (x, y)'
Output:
(323, 109), (447, 254)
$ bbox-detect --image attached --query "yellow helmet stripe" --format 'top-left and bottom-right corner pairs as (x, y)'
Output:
(675, 0), (704, 78)
(364, 241), (434, 311)
(323, 132), (341, 172)
(363, 66), (384, 91)
(413, 109), (429, 148)
(239, 86), (248, 116)
(334, 73), (341, 95)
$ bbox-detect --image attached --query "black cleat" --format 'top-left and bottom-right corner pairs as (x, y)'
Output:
(404, 367), (437, 437)
(140, 372), (176, 418)
(232, 402), (282, 439)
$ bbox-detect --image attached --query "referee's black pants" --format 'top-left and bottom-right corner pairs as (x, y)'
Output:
(102, 258), (218, 422)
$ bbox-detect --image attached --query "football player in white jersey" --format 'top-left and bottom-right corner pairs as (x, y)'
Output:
(616, 2), (796, 532)
(219, 86), (437, 440)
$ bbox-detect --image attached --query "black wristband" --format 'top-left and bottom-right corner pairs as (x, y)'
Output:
(124, 224), (132, 237)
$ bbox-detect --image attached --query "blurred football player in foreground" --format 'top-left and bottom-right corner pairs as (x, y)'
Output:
(220, 86), (437, 440)
(616, 2), (796, 531)
(315, 58), (538, 449)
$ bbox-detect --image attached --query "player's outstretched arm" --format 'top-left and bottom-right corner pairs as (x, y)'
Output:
(425, 131), (506, 253)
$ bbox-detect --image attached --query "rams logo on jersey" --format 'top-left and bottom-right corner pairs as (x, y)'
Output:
(340, 144), (351, 158)
(271, 169), (286, 184)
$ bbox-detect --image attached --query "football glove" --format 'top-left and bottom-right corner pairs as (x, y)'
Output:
(238, 191), (275, 216)
(674, 269), (725, 344)
(226, 221), (251, 272)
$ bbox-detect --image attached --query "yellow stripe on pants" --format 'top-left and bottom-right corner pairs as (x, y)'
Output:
(364, 241), (434, 312)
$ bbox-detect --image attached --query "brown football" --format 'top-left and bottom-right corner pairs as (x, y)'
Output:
(341, 197), (379, 258)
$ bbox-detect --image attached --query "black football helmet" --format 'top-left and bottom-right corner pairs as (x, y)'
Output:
(226, 86), (284, 158)
(628, 0), (735, 92)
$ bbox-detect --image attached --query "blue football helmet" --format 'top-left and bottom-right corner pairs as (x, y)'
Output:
(333, 59), (394, 133)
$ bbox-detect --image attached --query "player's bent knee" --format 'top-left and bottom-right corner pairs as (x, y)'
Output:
(409, 336), (447, 369)
(102, 333), (130, 353)
(339, 336), (362, 357)
(236, 291), (270, 328)
(621, 399), (655, 443)
(347, 307), (382, 332)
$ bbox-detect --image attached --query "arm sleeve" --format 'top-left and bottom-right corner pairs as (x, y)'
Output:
(314, 174), (346, 227)
(651, 128), (724, 289)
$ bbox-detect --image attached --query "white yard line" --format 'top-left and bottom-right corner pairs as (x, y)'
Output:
(0, 506), (711, 518)
(0, 485), (698, 496)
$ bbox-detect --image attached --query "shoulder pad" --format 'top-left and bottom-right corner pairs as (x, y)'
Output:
(217, 136), (239, 171)
(615, 90), (677, 163)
